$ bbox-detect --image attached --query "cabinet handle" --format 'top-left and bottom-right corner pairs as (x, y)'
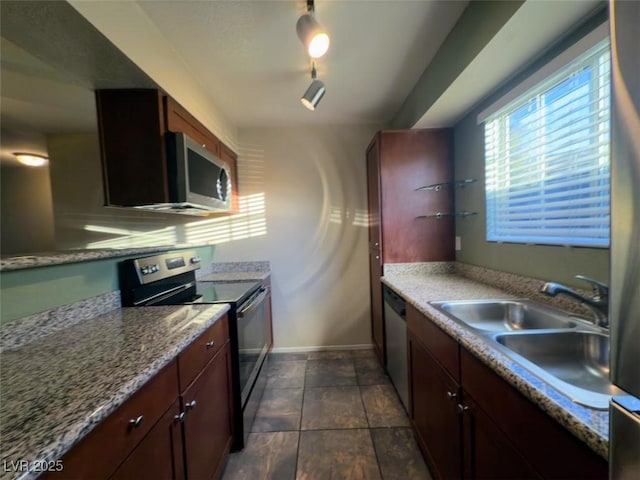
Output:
(174, 412), (185, 423)
(186, 400), (197, 410)
(457, 404), (469, 414)
(205, 341), (215, 349)
(375, 255), (380, 260)
(128, 415), (144, 428)
(446, 391), (457, 400)
(375, 242), (379, 247)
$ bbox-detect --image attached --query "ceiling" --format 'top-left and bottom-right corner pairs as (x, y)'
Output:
(136, 0), (468, 127)
(1, 0), (603, 166)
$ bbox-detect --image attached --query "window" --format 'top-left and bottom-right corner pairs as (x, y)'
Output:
(483, 38), (610, 248)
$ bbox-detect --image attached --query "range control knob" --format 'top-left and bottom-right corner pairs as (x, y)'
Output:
(141, 267), (149, 275)
(190, 256), (201, 264)
(151, 264), (160, 273)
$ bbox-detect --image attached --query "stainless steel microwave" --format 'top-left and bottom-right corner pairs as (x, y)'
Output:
(137, 132), (232, 215)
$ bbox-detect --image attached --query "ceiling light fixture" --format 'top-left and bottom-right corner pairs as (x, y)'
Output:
(296, 0), (330, 58)
(301, 63), (326, 111)
(13, 152), (49, 167)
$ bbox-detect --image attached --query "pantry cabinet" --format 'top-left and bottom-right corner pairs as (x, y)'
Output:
(366, 129), (453, 365)
(407, 305), (608, 480)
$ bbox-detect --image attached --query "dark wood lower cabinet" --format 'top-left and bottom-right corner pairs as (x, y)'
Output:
(110, 400), (185, 480)
(408, 310), (608, 480)
(461, 395), (539, 480)
(409, 332), (461, 480)
(40, 317), (233, 480)
(182, 343), (233, 480)
(369, 249), (384, 365)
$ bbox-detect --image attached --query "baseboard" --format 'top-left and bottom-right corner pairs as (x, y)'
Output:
(270, 344), (374, 354)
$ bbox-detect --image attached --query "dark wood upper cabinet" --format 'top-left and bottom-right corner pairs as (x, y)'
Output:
(96, 89), (238, 214)
(366, 129), (454, 265)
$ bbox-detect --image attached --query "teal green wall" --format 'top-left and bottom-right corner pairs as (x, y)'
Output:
(0, 245), (215, 324)
(453, 7), (609, 287)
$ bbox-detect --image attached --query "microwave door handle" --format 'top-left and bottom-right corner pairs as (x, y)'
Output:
(238, 288), (268, 318)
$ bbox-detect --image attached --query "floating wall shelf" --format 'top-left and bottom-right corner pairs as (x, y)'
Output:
(415, 178), (477, 191)
(416, 211), (478, 220)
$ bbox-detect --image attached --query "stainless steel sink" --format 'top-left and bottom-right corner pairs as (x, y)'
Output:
(492, 330), (622, 409)
(428, 298), (620, 409)
(431, 299), (577, 332)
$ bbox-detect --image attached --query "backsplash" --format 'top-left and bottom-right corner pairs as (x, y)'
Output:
(454, 262), (596, 318)
(0, 291), (121, 350)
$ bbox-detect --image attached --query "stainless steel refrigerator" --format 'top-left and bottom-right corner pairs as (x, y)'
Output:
(609, 0), (640, 478)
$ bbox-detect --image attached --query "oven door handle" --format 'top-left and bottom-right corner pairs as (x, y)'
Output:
(238, 287), (268, 318)
(134, 282), (196, 306)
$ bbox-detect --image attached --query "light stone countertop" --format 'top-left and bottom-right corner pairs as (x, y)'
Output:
(198, 261), (271, 283)
(382, 268), (609, 460)
(0, 303), (229, 480)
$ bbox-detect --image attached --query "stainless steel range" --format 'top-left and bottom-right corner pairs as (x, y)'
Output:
(118, 250), (271, 450)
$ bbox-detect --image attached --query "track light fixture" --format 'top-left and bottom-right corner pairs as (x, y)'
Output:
(296, 0), (329, 58)
(301, 63), (326, 111)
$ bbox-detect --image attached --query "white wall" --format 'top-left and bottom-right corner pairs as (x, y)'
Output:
(214, 125), (379, 350)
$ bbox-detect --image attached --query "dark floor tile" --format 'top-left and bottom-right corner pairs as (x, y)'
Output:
(301, 386), (368, 430)
(252, 388), (303, 432)
(307, 350), (352, 360)
(305, 359), (357, 387)
(270, 352), (309, 362)
(222, 431), (299, 480)
(361, 384), (410, 427)
(371, 428), (433, 480)
(355, 357), (391, 386)
(351, 348), (377, 358)
(267, 360), (306, 388)
(297, 429), (381, 480)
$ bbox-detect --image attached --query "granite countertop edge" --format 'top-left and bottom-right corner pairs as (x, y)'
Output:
(2, 303), (230, 480)
(381, 272), (609, 460)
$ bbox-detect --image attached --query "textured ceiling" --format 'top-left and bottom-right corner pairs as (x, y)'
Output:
(137, 0), (468, 127)
(0, 0), (604, 166)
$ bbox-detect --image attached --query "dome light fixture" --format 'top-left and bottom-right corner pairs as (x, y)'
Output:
(13, 152), (49, 167)
(296, 0), (329, 59)
(301, 63), (326, 111)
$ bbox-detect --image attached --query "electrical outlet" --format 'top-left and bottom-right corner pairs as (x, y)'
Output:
(455, 236), (462, 251)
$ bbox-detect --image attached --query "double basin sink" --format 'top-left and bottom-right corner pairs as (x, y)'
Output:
(429, 299), (621, 410)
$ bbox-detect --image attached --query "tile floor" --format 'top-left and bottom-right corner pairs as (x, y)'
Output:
(221, 349), (433, 480)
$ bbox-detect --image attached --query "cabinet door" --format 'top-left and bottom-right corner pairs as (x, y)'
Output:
(369, 248), (384, 365)
(110, 400), (185, 480)
(378, 129), (454, 263)
(366, 136), (381, 251)
(460, 395), (539, 480)
(182, 343), (233, 480)
(96, 89), (169, 206)
(408, 333), (461, 480)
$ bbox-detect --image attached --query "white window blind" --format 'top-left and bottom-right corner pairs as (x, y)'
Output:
(484, 39), (610, 248)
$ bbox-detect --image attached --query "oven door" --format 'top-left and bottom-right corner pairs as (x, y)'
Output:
(237, 286), (269, 407)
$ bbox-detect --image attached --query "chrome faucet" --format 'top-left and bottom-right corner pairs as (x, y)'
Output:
(540, 275), (609, 328)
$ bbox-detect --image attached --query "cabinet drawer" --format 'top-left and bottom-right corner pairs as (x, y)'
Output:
(178, 314), (229, 392)
(460, 349), (608, 479)
(43, 360), (179, 480)
(407, 304), (459, 381)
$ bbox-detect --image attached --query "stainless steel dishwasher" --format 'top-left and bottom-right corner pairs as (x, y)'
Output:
(383, 285), (408, 412)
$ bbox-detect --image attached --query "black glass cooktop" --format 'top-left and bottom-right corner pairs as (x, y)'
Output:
(195, 280), (261, 305)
